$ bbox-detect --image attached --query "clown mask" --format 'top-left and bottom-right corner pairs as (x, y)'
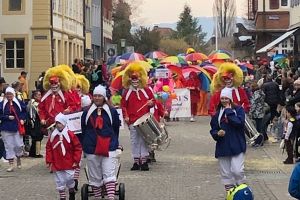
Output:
(130, 72), (141, 88)
(50, 76), (61, 92)
(222, 72), (234, 87)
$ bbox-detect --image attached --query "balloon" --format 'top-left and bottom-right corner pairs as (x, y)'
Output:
(171, 93), (177, 99)
(156, 80), (163, 88)
(161, 92), (169, 100)
(162, 85), (170, 92)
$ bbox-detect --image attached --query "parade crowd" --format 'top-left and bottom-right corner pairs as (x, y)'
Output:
(0, 48), (300, 200)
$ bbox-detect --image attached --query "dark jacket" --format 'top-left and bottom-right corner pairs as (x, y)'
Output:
(287, 89), (300, 107)
(80, 104), (120, 154)
(0, 99), (27, 132)
(289, 163), (300, 199)
(210, 106), (246, 158)
(261, 81), (281, 105)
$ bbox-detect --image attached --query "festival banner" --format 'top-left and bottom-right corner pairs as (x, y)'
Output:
(155, 68), (170, 79)
(170, 88), (191, 118)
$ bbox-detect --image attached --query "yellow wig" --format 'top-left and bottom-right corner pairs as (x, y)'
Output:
(58, 64), (77, 89)
(75, 74), (90, 94)
(43, 65), (72, 91)
(186, 48), (195, 54)
(122, 62), (148, 89)
(211, 62), (243, 92)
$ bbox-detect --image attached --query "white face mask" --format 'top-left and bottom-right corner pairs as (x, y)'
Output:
(51, 83), (60, 92)
(131, 78), (140, 88)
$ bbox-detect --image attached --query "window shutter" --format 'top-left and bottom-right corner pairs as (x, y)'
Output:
(270, 0), (279, 9)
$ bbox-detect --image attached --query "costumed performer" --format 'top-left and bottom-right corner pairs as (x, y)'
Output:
(210, 87), (247, 194)
(209, 62), (250, 116)
(38, 65), (81, 128)
(121, 62), (154, 171)
(185, 71), (201, 122)
(0, 87), (27, 172)
(81, 85), (120, 200)
(46, 113), (82, 200)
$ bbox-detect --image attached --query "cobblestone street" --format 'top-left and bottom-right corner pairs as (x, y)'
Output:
(0, 117), (295, 200)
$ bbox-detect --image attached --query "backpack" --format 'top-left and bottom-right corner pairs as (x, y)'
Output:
(92, 70), (100, 82)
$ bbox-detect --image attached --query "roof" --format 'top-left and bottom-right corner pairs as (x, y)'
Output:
(256, 28), (298, 53)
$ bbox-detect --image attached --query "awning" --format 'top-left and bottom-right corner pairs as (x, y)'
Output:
(256, 28), (298, 53)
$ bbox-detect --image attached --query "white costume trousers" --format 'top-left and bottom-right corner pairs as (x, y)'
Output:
(129, 125), (149, 158)
(86, 153), (117, 187)
(218, 153), (246, 185)
(1, 131), (23, 159)
(54, 170), (75, 191)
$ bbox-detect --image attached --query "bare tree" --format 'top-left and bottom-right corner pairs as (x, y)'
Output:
(213, 0), (237, 37)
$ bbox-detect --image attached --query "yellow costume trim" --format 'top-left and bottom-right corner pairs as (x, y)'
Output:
(43, 65), (72, 91)
(75, 74), (90, 94)
(122, 61), (148, 89)
(211, 62), (243, 92)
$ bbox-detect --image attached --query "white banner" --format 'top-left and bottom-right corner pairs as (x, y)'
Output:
(117, 109), (125, 130)
(170, 89), (191, 118)
(155, 68), (170, 79)
(65, 111), (83, 134)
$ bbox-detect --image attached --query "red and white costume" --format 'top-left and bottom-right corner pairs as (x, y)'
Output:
(150, 100), (165, 123)
(39, 90), (79, 126)
(209, 87), (250, 116)
(121, 87), (154, 159)
(45, 113), (82, 192)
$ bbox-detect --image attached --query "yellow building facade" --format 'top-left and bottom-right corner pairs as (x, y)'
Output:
(0, 0), (84, 90)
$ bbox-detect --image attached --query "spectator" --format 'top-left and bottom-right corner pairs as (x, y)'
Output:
(289, 163), (300, 199)
(18, 71), (28, 100)
(287, 79), (300, 107)
(261, 75), (281, 122)
(72, 58), (82, 74)
(249, 82), (265, 134)
(0, 77), (6, 97)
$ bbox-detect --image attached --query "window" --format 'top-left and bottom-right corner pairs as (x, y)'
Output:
(281, 0), (288, 6)
(269, 0), (279, 9)
(5, 39), (25, 69)
(9, 0), (21, 11)
(58, 0), (62, 13)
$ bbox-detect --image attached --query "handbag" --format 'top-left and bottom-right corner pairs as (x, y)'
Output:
(10, 104), (25, 136)
(279, 139), (285, 149)
(90, 115), (111, 157)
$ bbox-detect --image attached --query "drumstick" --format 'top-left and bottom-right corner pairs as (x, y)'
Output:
(137, 99), (153, 113)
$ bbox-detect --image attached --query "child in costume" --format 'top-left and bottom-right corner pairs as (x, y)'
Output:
(46, 113), (82, 200)
(185, 71), (200, 122)
(121, 62), (154, 171)
(210, 87), (247, 194)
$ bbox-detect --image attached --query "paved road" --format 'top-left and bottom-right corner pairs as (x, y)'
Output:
(0, 117), (295, 200)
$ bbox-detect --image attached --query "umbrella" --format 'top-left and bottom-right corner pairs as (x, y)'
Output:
(166, 64), (183, 78)
(185, 53), (208, 62)
(198, 72), (211, 92)
(239, 62), (254, 70)
(209, 49), (233, 57)
(273, 54), (287, 62)
(145, 51), (168, 59)
(110, 70), (125, 91)
(107, 55), (125, 66)
(177, 53), (186, 59)
(182, 66), (211, 80)
(111, 66), (122, 77)
(120, 60), (153, 72)
(120, 52), (146, 61)
(209, 53), (231, 61)
(160, 56), (188, 66)
(202, 65), (217, 77)
(146, 58), (160, 68)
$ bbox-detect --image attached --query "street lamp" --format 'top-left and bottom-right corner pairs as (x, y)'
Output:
(120, 39), (126, 54)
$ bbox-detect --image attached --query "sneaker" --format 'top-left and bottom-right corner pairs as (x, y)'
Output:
(130, 163), (140, 171)
(17, 157), (21, 169)
(140, 163), (149, 171)
(7, 164), (14, 172)
(190, 117), (195, 122)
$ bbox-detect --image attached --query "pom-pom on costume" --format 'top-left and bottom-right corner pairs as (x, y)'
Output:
(209, 62), (250, 116)
(121, 62), (154, 171)
(38, 65), (81, 127)
(46, 113), (82, 200)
